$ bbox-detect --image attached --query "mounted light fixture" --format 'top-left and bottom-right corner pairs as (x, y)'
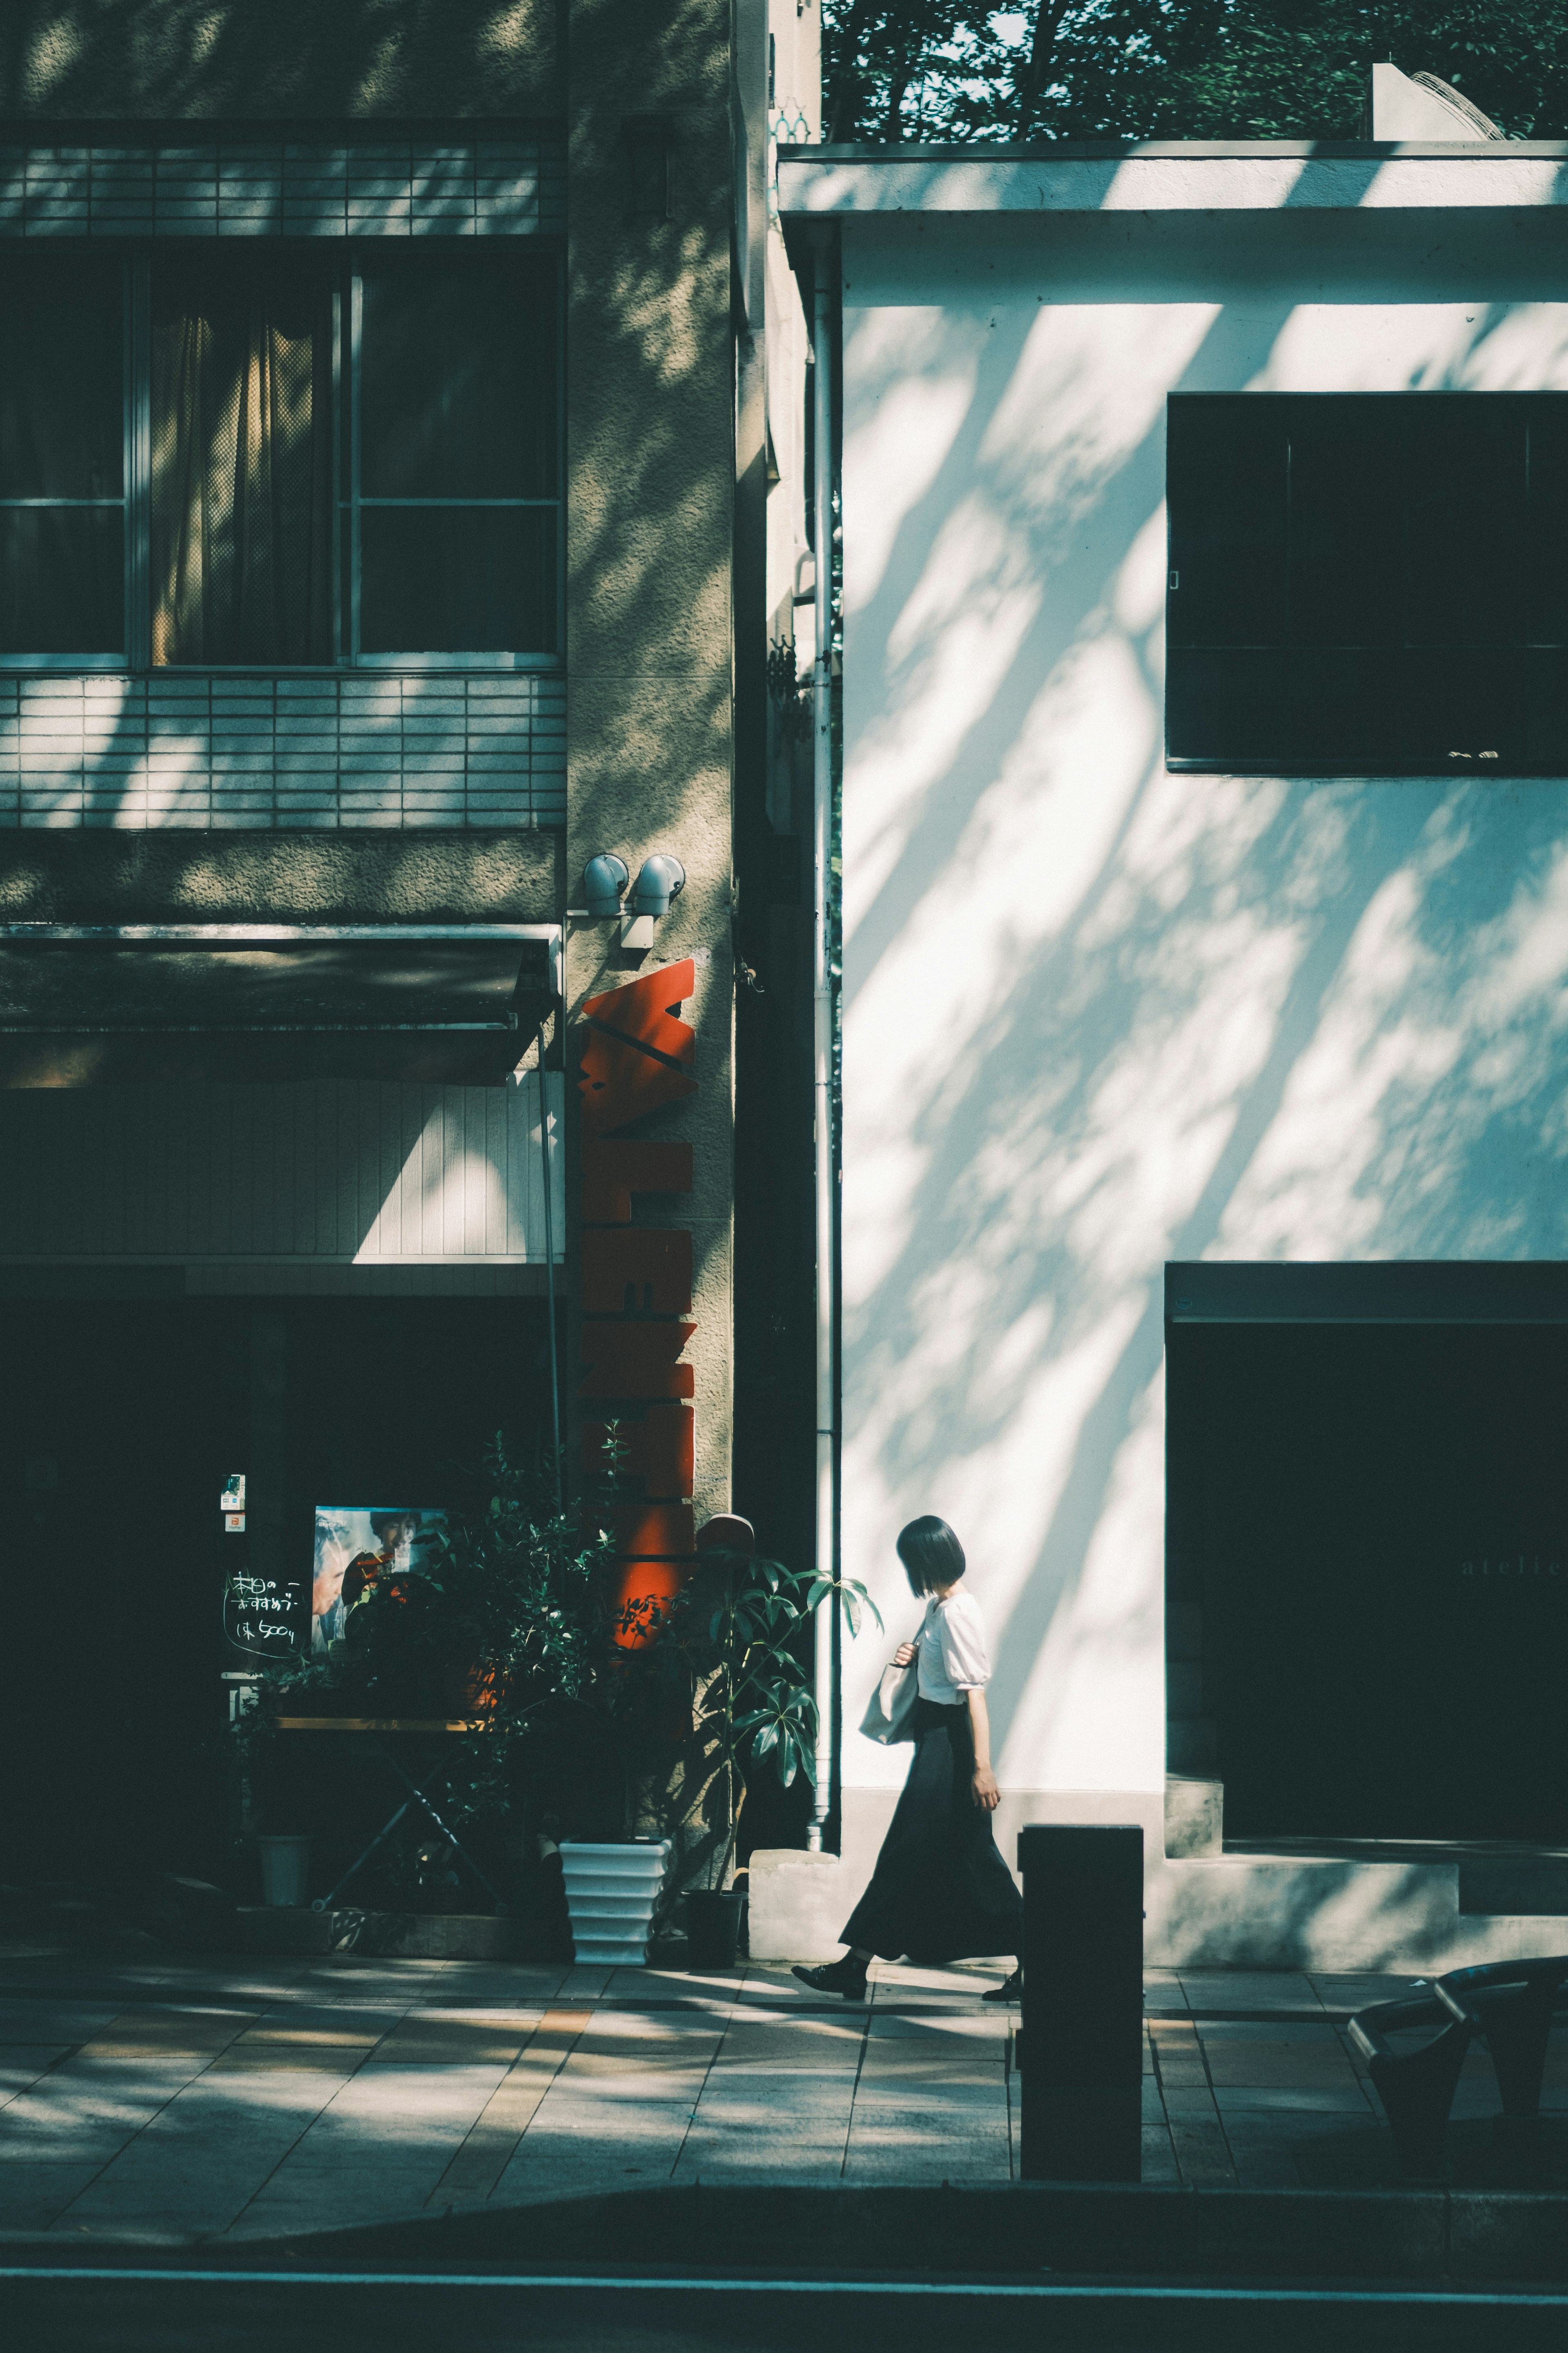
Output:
(575, 852), (684, 953)
(582, 854), (630, 919)
(621, 854), (686, 951)
(629, 854), (686, 919)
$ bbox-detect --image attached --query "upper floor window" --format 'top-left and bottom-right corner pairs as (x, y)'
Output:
(1166, 393), (1568, 776)
(0, 246), (561, 669)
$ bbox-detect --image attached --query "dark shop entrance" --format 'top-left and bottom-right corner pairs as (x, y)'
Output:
(1167, 1306), (1568, 1845)
(0, 1288), (555, 1889)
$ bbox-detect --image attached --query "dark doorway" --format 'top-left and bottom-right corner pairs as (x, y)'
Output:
(0, 1291), (555, 1887)
(1167, 1320), (1568, 1843)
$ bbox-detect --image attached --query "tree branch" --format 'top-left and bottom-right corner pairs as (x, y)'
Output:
(1017, 0), (1075, 133)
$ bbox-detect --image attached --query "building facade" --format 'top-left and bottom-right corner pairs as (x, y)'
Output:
(765, 107), (1568, 1968)
(0, 0), (822, 1885)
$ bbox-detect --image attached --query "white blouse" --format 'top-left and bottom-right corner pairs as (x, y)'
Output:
(914, 1586), (992, 1705)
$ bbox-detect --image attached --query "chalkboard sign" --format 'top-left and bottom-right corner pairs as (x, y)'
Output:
(223, 1569), (304, 1660)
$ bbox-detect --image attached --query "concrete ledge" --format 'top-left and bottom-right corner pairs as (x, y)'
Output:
(1165, 1776), (1224, 1859)
(746, 1849), (846, 1962)
(781, 1791), (1568, 1972)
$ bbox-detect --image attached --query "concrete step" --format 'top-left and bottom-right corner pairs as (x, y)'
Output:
(1223, 1839), (1568, 1917)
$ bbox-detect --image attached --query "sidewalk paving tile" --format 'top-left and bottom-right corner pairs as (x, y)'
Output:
(1213, 2085), (1375, 2114)
(1310, 1974), (1428, 2009)
(1160, 2089), (1222, 2118)
(1177, 1971), (1321, 2011)
(0, 2161), (114, 2227)
(0, 2009), (122, 2045)
(363, 2016), (540, 2065)
(7, 1946), (1556, 2224)
(0, 2047), (71, 2100)
(1168, 2115), (1237, 2186)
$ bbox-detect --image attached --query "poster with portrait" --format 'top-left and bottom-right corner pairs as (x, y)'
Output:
(311, 1505), (448, 1656)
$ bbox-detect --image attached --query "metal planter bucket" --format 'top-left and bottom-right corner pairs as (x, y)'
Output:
(686, 1889), (744, 1969)
(258, 1835), (311, 1908)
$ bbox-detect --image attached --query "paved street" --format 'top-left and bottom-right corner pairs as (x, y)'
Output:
(4, 2270), (1567, 2353)
(4, 1946), (1555, 2237)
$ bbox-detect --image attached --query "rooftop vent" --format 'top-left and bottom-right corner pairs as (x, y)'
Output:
(1370, 61), (1506, 141)
(1410, 70), (1505, 141)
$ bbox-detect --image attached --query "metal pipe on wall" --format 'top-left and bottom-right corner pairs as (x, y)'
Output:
(809, 236), (837, 1850)
(536, 1027), (563, 1510)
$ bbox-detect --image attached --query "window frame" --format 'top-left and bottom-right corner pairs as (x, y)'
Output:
(0, 241), (566, 676)
(1165, 389), (1568, 780)
(0, 251), (136, 673)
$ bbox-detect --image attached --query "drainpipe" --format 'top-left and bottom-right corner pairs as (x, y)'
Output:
(808, 234), (836, 1850)
(537, 1022), (563, 1512)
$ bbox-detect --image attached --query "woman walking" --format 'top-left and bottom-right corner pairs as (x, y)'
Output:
(793, 1515), (1022, 2001)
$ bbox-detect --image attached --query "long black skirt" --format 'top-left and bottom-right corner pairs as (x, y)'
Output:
(841, 1697), (1023, 1964)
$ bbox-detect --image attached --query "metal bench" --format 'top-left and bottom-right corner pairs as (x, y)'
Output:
(1349, 1956), (1568, 2175)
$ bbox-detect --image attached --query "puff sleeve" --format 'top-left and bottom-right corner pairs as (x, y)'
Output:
(936, 1590), (991, 1692)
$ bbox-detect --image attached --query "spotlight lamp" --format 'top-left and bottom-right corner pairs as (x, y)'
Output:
(582, 854), (629, 919)
(629, 854), (686, 919)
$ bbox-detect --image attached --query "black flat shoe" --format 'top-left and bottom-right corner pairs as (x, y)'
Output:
(982, 1968), (1022, 2001)
(792, 1958), (869, 2000)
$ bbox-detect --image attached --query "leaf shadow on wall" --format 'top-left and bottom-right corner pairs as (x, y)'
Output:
(837, 174), (1568, 1833)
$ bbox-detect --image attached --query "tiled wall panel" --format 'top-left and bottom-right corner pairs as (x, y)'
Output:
(0, 136), (566, 237)
(0, 676), (565, 830)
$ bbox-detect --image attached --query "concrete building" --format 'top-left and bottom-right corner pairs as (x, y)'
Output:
(0, 1), (822, 1886)
(759, 68), (1568, 1969)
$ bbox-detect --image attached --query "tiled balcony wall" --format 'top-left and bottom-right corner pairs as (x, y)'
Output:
(0, 137), (568, 832)
(0, 136), (566, 238)
(0, 677), (566, 830)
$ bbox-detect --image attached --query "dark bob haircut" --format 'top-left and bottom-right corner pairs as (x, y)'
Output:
(895, 1514), (966, 1594)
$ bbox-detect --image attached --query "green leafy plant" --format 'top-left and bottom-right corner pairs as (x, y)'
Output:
(823, 2), (1568, 147)
(670, 1547), (882, 1889)
(234, 1434), (659, 1884)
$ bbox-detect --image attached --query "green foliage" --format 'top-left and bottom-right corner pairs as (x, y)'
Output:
(660, 1549), (881, 1885)
(236, 1433), (642, 1841)
(823, 0), (1568, 145)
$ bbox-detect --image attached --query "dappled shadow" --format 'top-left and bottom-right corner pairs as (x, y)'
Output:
(836, 187), (1568, 1849)
(0, 1), (559, 120)
(557, 0), (748, 1572)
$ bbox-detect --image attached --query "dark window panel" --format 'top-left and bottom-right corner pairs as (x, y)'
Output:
(0, 507), (123, 655)
(1167, 399), (1286, 649)
(1399, 647), (1521, 772)
(0, 253), (122, 502)
(1168, 392), (1568, 772)
(1285, 397), (1402, 650)
(1403, 399), (1524, 650)
(1290, 649), (1401, 768)
(1521, 649), (1568, 769)
(339, 507), (354, 663)
(359, 258), (558, 503)
(1524, 402), (1568, 647)
(359, 506), (557, 656)
(1167, 649), (1291, 767)
(149, 257), (333, 666)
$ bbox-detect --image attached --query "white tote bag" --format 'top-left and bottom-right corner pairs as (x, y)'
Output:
(858, 1652), (919, 1745)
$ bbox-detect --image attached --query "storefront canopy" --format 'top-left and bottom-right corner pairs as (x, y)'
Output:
(0, 925), (559, 1084)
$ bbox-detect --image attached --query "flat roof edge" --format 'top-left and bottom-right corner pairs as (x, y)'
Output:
(778, 140), (1568, 162)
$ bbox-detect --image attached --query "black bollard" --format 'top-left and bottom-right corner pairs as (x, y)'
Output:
(1017, 1823), (1143, 2181)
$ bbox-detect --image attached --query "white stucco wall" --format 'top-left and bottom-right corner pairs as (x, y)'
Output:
(836, 199), (1568, 1824)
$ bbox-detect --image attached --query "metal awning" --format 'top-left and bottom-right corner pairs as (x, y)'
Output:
(0, 925), (560, 1085)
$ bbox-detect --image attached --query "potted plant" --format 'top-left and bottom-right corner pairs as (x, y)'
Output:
(234, 1434), (653, 1932)
(668, 1519), (881, 1969)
